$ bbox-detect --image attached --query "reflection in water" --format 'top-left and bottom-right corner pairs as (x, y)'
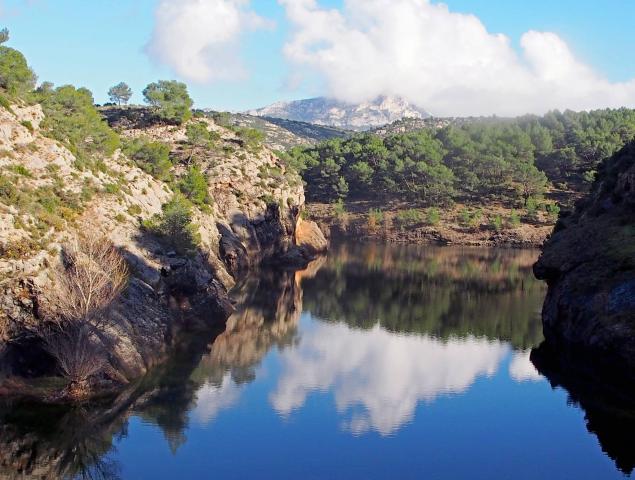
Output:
(531, 344), (635, 475)
(302, 243), (545, 348)
(509, 350), (543, 383)
(271, 323), (508, 435)
(0, 243), (633, 478)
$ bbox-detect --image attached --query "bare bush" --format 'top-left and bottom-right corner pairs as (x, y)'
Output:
(42, 324), (106, 387)
(48, 235), (128, 328)
(42, 234), (129, 393)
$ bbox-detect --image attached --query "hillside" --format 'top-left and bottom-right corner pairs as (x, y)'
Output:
(281, 108), (635, 246)
(0, 93), (326, 400)
(246, 95), (430, 131)
(202, 110), (349, 151)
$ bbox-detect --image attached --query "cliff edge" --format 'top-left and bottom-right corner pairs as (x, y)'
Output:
(534, 141), (635, 368)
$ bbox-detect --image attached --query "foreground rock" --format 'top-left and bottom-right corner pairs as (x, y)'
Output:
(534, 141), (635, 371)
(0, 105), (326, 400)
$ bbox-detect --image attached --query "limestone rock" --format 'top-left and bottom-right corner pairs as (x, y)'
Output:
(295, 217), (328, 255)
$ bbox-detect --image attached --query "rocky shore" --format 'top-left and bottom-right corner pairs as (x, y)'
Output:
(0, 105), (327, 401)
(534, 141), (635, 372)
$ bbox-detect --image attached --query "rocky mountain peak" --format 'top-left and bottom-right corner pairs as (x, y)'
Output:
(246, 95), (429, 131)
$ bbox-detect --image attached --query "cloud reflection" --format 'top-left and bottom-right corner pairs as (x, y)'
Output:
(271, 319), (510, 435)
(508, 350), (544, 383)
(192, 374), (243, 425)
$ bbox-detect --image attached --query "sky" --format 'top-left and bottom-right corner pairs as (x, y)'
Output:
(2, 0), (635, 116)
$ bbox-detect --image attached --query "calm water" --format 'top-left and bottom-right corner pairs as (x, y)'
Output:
(1, 243), (633, 479)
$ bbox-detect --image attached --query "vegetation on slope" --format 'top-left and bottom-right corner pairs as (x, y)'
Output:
(282, 109), (635, 208)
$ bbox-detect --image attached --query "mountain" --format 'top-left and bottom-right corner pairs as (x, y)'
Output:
(205, 111), (350, 151)
(246, 96), (430, 131)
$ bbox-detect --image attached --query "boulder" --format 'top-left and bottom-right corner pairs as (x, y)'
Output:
(295, 217), (328, 255)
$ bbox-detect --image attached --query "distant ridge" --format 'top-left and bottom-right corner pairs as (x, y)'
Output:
(246, 95), (430, 131)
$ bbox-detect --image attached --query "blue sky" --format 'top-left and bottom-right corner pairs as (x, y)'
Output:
(2, 0), (635, 113)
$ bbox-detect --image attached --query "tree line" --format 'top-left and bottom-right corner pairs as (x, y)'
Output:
(280, 109), (635, 207)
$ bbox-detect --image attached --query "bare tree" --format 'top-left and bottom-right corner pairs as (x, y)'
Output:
(42, 234), (128, 398)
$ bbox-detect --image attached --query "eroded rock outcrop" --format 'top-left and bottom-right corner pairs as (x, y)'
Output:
(534, 141), (635, 370)
(0, 104), (325, 396)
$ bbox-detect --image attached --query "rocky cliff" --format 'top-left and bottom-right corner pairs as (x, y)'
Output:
(534, 141), (635, 370)
(0, 103), (326, 397)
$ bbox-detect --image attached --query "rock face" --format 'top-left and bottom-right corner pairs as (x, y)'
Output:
(0, 104), (326, 393)
(247, 95), (430, 131)
(534, 141), (635, 370)
(295, 217), (328, 256)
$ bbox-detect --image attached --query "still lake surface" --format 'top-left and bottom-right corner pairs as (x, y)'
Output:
(1, 243), (633, 479)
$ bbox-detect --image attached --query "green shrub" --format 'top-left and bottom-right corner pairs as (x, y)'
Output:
(20, 120), (33, 132)
(143, 194), (200, 256)
(333, 199), (346, 219)
(459, 208), (471, 226)
(186, 122), (215, 148)
(236, 127), (265, 151)
(104, 183), (120, 195)
(123, 137), (172, 180)
(80, 183), (97, 202)
(127, 204), (142, 216)
(525, 197), (540, 220)
(0, 174), (16, 202)
(396, 208), (423, 230)
(114, 213), (126, 223)
(37, 85), (120, 160)
(459, 207), (483, 228)
(582, 170), (597, 184)
(426, 207), (441, 226)
(545, 203), (560, 222)
(368, 208), (383, 231)
(0, 93), (13, 113)
(10, 164), (32, 177)
(490, 214), (503, 231)
(211, 111), (232, 128)
(508, 210), (521, 228)
(178, 165), (209, 205)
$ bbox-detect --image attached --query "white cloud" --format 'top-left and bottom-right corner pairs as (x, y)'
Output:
(279, 0), (635, 116)
(270, 321), (509, 436)
(146, 0), (271, 83)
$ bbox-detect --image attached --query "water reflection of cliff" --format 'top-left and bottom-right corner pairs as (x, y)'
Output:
(0, 260), (321, 480)
(1, 245), (634, 478)
(303, 243), (546, 348)
(531, 344), (635, 476)
(199, 260), (324, 380)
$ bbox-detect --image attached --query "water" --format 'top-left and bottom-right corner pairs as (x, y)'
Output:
(0, 243), (633, 479)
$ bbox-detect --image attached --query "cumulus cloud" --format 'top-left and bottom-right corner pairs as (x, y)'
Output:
(146, 0), (271, 83)
(279, 0), (635, 116)
(270, 322), (509, 436)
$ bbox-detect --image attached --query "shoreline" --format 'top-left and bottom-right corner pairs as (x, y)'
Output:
(307, 202), (553, 248)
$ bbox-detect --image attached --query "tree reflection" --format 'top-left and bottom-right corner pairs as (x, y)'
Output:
(1, 244), (631, 477)
(303, 243), (545, 348)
